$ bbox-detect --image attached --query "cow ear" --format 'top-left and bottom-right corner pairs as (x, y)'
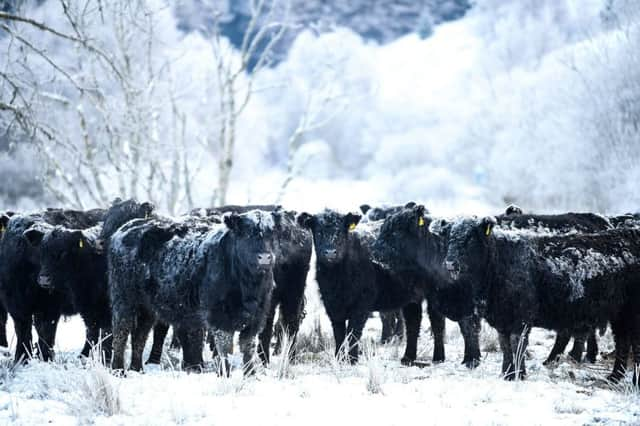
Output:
(297, 212), (314, 229)
(359, 204), (371, 215)
(504, 204), (522, 216)
(345, 212), (362, 231)
(70, 230), (86, 250)
(24, 228), (45, 246)
(0, 214), (10, 233)
(111, 197), (123, 206)
(480, 216), (497, 237)
(141, 202), (155, 218)
(223, 214), (243, 232)
(138, 225), (177, 261)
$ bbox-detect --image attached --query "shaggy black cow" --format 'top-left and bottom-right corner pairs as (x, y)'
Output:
(298, 209), (431, 364)
(444, 217), (640, 383)
(371, 205), (483, 368)
(109, 211), (277, 374)
(360, 204), (415, 344)
(22, 199), (155, 362)
(0, 211), (16, 348)
(147, 205), (311, 366)
(495, 206), (614, 364)
(0, 208), (105, 363)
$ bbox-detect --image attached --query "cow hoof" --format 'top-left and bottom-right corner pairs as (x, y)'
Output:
(145, 357), (161, 365)
(462, 358), (480, 369)
(111, 369), (126, 378)
(400, 357), (415, 366)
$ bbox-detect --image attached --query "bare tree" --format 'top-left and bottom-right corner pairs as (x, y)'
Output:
(207, 0), (290, 206)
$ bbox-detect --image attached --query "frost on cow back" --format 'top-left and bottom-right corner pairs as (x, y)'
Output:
(543, 247), (636, 301)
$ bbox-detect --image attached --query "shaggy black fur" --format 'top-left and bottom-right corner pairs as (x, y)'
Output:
(0, 209), (104, 363)
(22, 199), (156, 363)
(371, 205), (482, 368)
(109, 212), (277, 374)
(298, 209), (426, 364)
(444, 217), (640, 384)
(495, 206), (614, 364)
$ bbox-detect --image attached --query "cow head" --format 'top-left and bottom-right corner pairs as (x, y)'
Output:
(97, 198), (155, 251)
(372, 204), (439, 274)
(443, 216), (496, 282)
(297, 209), (362, 264)
(24, 226), (93, 291)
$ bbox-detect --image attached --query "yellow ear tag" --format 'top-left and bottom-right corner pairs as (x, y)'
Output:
(0, 225), (4, 233)
(348, 223), (356, 232)
(418, 217), (425, 227)
(79, 239), (84, 249)
(485, 225), (492, 236)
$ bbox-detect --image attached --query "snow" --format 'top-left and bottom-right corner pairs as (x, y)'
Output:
(0, 272), (638, 425)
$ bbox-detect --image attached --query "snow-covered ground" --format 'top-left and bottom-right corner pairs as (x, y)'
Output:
(0, 275), (638, 425)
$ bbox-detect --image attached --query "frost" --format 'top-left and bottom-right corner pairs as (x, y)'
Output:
(544, 248), (635, 301)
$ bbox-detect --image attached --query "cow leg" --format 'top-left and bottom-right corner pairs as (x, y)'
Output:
(459, 315), (481, 369)
(80, 321), (100, 358)
(427, 303), (446, 363)
(33, 312), (59, 362)
(510, 329), (530, 380)
(207, 329), (217, 356)
(380, 311), (395, 344)
(330, 318), (347, 360)
(176, 326), (204, 373)
(170, 329), (181, 349)
(401, 302), (422, 366)
(544, 329), (571, 365)
(393, 311), (405, 340)
(13, 316), (33, 364)
(568, 333), (586, 363)
(146, 322), (169, 365)
(257, 297), (277, 366)
(586, 330), (598, 364)
(499, 331), (516, 380)
(345, 313), (368, 365)
(129, 310), (155, 372)
(98, 323), (113, 365)
(0, 306), (8, 348)
(630, 312), (640, 387)
(239, 327), (259, 375)
(212, 328), (234, 377)
(276, 289), (305, 363)
(609, 317), (631, 383)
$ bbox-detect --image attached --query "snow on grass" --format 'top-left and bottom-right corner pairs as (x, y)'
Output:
(0, 265), (637, 424)
(0, 309), (638, 425)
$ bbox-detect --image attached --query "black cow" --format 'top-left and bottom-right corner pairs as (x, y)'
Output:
(22, 199), (155, 363)
(443, 217), (640, 384)
(108, 211), (277, 374)
(371, 205), (483, 368)
(0, 211), (16, 348)
(0, 208), (105, 363)
(496, 206), (614, 364)
(185, 205), (311, 366)
(360, 204), (414, 344)
(298, 209), (432, 365)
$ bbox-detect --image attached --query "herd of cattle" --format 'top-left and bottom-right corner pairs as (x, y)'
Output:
(0, 199), (638, 386)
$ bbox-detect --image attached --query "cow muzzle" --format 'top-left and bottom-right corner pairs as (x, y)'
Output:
(445, 261), (460, 280)
(38, 274), (54, 290)
(94, 238), (104, 254)
(257, 253), (274, 268)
